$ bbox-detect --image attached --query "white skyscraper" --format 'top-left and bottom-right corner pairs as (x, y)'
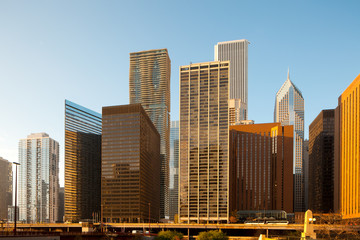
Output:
(19, 133), (59, 223)
(215, 39), (249, 120)
(274, 71), (305, 212)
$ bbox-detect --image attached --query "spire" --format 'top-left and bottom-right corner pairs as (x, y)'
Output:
(287, 67), (290, 80)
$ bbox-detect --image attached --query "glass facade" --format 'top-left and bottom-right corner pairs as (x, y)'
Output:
(129, 49), (170, 219)
(0, 157), (12, 220)
(18, 133), (59, 223)
(101, 104), (160, 223)
(64, 100), (101, 222)
(169, 120), (179, 221)
(179, 61), (229, 223)
(274, 71), (305, 212)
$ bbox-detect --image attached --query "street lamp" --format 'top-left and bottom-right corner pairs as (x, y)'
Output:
(13, 162), (20, 235)
(148, 203), (151, 234)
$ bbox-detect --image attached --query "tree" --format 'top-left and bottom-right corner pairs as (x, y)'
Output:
(156, 230), (184, 240)
(197, 230), (228, 240)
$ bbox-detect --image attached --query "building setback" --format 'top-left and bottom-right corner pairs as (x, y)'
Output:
(0, 157), (12, 220)
(169, 120), (179, 221)
(19, 133), (59, 223)
(309, 110), (335, 213)
(64, 100), (102, 222)
(102, 104), (160, 223)
(129, 49), (170, 219)
(179, 61), (229, 223)
(229, 123), (293, 214)
(215, 39), (249, 121)
(274, 70), (305, 212)
(335, 73), (360, 219)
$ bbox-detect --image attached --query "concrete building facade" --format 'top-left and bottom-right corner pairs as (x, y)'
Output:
(229, 123), (294, 214)
(215, 39), (249, 120)
(0, 157), (12, 220)
(335, 74), (360, 219)
(179, 61), (229, 223)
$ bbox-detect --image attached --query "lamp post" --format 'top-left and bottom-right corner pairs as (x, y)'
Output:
(13, 162), (20, 235)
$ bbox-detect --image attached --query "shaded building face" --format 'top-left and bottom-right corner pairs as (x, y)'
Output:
(169, 121), (179, 221)
(309, 109), (335, 213)
(64, 100), (102, 222)
(129, 49), (170, 218)
(18, 133), (59, 223)
(179, 61), (229, 223)
(335, 74), (360, 219)
(229, 123), (293, 214)
(0, 157), (12, 220)
(274, 72), (304, 212)
(102, 104), (160, 223)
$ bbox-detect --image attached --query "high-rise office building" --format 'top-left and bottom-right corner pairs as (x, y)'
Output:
(64, 100), (101, 222)
(0, 157), (12, 220)
(335, 73), (360, 219)
(309, 109), (335, 213)
(179, 61), (229, 223)
(274, 70), (305, 212)
(169, 120), (179, 221)
(229, 123), (294, 213)
(102, 104), (160, 223)
(58, 187), (64, 222)
(129, 49), (170, 218)
(19, 133), (59, 223)
(303, 140), (309, 211)
(215, 39), (249, 121)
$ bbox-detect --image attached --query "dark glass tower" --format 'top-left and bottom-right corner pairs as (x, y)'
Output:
(64, 100), (102, 222)
(101, 104), (160, 223)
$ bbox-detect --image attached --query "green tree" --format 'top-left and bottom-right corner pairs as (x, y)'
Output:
(197, 230), (228, 240)
(156, 230), (184, 240)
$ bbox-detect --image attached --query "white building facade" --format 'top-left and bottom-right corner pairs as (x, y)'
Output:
(215, 39), (249, 120)
(274, 71), (305, 212)
(19, 133), (59, 223)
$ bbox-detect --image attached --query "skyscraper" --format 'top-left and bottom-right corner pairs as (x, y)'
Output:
(19, 133), (59, 223)
(179, 61), (229, 223)
(229, 123), (294, 213)
(215, 39), (249, 121)
(0, 157), (12, 220)
(102, 104), (160, 223)
(169, 120), (179, 221)
(335, 73), (360, 219)
(309, 109), (335, 213)
(129, 48), (170, 219)
(274, 70), (305, 212)
(64, 100), (102, 222)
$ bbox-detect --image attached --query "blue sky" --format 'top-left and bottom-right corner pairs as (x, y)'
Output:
(1, 0), (359, 186)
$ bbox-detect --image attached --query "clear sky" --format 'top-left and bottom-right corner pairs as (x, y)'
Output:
(1, 0), (359, 186)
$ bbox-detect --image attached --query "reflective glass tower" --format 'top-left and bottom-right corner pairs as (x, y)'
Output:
(215, 39), (249, 121)
(274, 70), (305, 212)
(64, 100), (102, 222)
(19, 133), (59, 223)
(169, 120), (179, 221)
(129, 49), (170, 218)
(179, 61), (229, 223)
